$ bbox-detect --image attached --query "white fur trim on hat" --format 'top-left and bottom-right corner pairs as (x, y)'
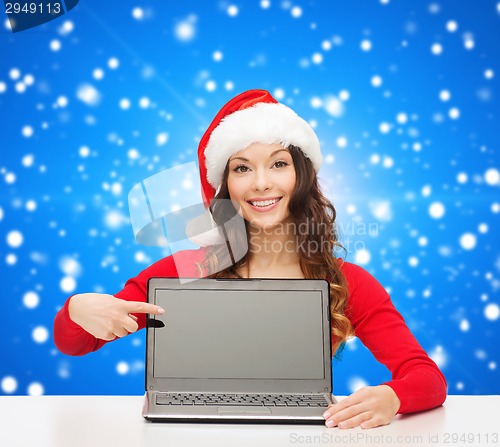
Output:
(204, 102), (322, 189)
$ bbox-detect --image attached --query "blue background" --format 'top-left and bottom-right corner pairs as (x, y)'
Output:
(0, 0), (499, 396)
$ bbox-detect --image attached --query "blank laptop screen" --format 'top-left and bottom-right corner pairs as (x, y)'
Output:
(153, 289), (326, 380)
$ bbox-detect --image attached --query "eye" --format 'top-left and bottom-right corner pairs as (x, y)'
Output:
(273, 160), (290, 168)
(232, 164), (250, 173)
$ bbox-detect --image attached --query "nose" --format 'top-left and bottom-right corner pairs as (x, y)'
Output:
(252, 168), (271, 192)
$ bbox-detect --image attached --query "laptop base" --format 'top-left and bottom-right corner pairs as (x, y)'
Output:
(144, 417), (327, 425)
(142, 392), (336, 424)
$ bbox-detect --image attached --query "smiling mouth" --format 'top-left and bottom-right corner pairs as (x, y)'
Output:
(247, 197), (282, 208)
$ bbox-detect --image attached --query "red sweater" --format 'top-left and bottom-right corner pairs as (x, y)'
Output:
(53, 248), (447, 414)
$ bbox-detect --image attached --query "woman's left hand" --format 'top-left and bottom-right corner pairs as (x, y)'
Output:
(323, 385), (401, 429)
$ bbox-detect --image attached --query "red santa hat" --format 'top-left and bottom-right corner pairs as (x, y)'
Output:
(197, 89), (322, 207)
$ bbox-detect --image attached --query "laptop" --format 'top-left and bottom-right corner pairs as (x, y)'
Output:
(142, 277), (336, 424)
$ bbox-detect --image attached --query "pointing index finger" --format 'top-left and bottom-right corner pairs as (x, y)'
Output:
(124, 301), (165, 315)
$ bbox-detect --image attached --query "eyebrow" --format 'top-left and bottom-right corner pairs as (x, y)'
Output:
(229, 148), (290, 162)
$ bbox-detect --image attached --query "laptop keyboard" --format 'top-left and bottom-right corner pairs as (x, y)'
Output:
(156, 393), (330, 407)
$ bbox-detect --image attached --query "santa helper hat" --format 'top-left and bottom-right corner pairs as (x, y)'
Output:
(198, 89), (323, 207)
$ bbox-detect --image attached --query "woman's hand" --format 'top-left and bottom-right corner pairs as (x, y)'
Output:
(323, 385), (401, 429)
(68, 293), (165, 341)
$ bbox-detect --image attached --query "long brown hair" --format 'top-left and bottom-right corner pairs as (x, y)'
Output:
(197, 145), (354, 355)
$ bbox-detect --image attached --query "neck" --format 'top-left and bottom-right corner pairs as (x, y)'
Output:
(246, 223), (300, 268)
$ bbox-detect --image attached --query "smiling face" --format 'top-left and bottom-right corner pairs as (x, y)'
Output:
(227, 142), (296, 231)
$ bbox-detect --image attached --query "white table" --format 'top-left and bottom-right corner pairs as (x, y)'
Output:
(0, 395), (498, 447)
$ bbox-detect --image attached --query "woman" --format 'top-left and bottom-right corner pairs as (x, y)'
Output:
(54, 89), (447, 429)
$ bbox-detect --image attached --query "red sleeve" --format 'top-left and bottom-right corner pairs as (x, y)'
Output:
(53, 249), (205, 356)
(341, 261), (447, 414)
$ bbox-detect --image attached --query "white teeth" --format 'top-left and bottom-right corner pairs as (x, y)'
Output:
(249, 198), (280, 207)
